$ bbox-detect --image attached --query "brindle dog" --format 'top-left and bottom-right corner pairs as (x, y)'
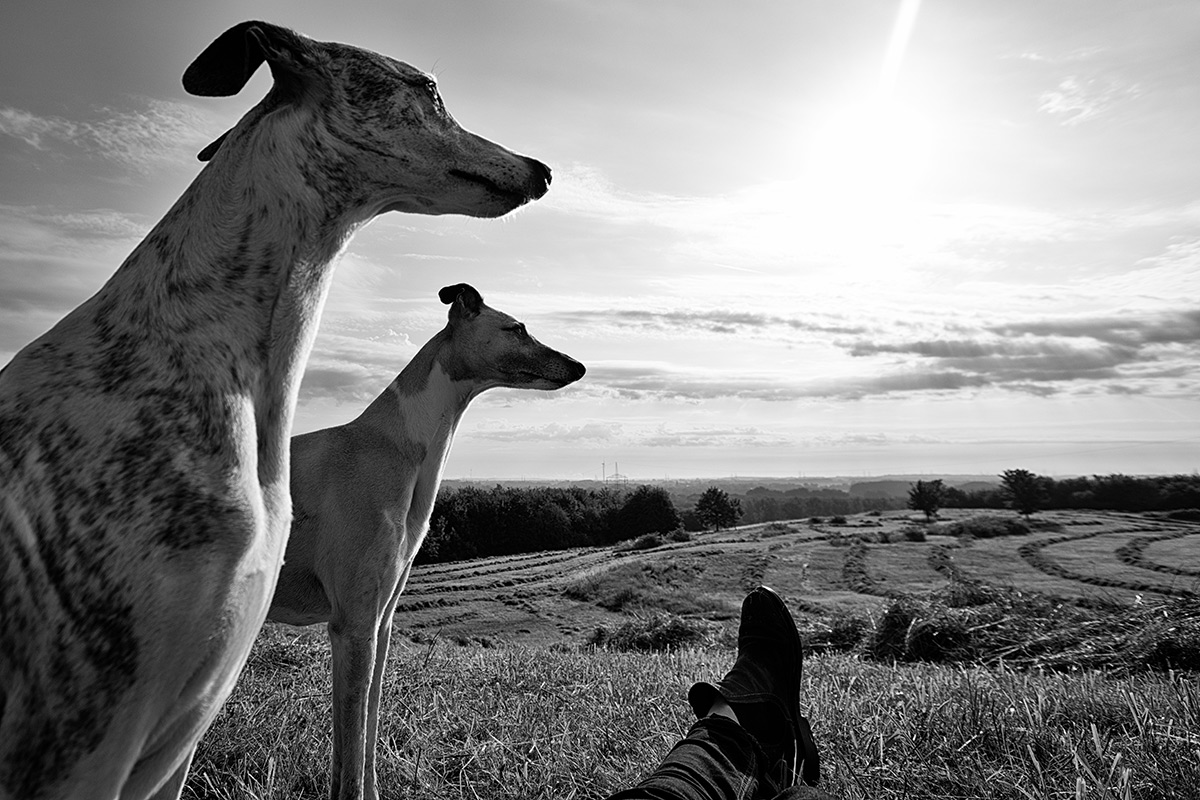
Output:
(0, 21), (549, 800)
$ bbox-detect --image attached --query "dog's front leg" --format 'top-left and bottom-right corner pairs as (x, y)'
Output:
(362, 592), (402, 800)
(329, 617), (380, 800)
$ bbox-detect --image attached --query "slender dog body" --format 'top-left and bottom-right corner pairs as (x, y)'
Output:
(267, 284), (584, 800)
(0, 22), (549, 800)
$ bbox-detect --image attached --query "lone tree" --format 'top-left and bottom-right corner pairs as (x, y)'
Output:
(695, 486), (743, 531)
(618, 485), (682, 536)
(907, 479), (946, 520)
(1001, 468), (1046, 517)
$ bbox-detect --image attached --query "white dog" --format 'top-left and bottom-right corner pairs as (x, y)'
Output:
(269, 283), (584, 800)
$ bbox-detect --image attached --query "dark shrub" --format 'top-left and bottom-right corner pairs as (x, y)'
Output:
(615, 533), (663, 552)
(588, 613), (720, 651)
(942, 515), (1030, 539)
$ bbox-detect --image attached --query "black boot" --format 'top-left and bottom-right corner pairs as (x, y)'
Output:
(688, 586), (821, 789)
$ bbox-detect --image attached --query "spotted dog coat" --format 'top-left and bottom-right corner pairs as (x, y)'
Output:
(0, 21), (549, 800)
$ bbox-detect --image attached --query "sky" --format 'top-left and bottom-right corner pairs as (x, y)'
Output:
(2, 0), (1198, 481)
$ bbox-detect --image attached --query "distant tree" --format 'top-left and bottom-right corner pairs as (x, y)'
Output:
(618, 485), (682, 537)
(695, 487), (743, 531)
(1000, 469), (1046, 517)
(907, 479), (946, 520)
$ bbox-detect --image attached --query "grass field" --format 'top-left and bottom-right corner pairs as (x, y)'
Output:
(184, 509), (1200, 799)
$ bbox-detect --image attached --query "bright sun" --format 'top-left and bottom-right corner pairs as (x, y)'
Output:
(782, 96), (939, 273)
(805, 98), (933, 207)
(751, 0), (938, 280)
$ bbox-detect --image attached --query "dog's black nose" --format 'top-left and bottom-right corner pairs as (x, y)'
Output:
(568, 357), (585, 382)
(522, 156), (552, 199)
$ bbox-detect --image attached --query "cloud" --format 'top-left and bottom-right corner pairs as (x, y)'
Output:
(0, 107), (65, 149)
(0, 205), (153, 358)
(849, 337), (1135, 379)
(465, 420), (791, 450)
(0, 208), (141, 279)
(1038, 75), (1142, 126)
(575, 361), (984, 403)
(296, 364), (381, 404)
(583, 363), (803, 402)
(298, 327), (419, 404)
(813, 371), (993, 400)
(988, 309), (1200, 347)
(837, 308), (1200, 396)
(640, 425), (791, 448)
(568, 305), (1200, 404)
(0, 100), (212, 170)
(544, 307), (870, 341)
(1017, 47), (1106, 65)
(467, 421), (623, 444)
(538, 162), (1180, 291)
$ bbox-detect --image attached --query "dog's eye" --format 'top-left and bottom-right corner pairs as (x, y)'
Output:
(504, 323), (527, 337)
(414, 79), (445, 115)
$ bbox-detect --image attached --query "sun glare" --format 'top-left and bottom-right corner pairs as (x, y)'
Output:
(772, 0), (938, 277)
(784, 96), (937, 268)
(805, 98), (933, 208)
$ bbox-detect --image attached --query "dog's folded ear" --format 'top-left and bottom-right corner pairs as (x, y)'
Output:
(183, 21), (319, 99)
(185, 22), (324, 161)
(439, 284), (483, 318)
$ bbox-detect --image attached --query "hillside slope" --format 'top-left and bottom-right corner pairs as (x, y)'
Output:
(313, 509), (1200, 648)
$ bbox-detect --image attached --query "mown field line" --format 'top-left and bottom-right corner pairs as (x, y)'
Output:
(1114, 527), (1200, 578)
(1019, 527), (1199, 598)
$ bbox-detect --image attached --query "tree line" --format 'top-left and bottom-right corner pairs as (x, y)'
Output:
(420, 481), (896, 564)
(420, 484), (751, 564)
(419, 484), (676, 564)
(909, 470), (1200, 519)
(420, 472), (1199, 565)
(733, 487), (901, 525)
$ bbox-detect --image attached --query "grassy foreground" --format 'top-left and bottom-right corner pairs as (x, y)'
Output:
(185, 625), (1199, 800)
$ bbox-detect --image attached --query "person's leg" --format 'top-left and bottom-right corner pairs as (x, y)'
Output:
(605, 712), (764, 800)
(603, 587), (822, 800)
(688, 586), (821, 787)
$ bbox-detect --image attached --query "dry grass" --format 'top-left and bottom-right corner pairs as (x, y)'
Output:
(587, 612), (729, 651)
(797, 582), (1200, 674)
(186, 627), (1200, 800)
(563, 559), (734, 617)
(183, 512), (1200, 799)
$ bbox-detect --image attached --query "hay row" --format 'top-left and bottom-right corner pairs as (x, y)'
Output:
(1114, 529), (1200, 578)
(1018, 532), (1198, 599)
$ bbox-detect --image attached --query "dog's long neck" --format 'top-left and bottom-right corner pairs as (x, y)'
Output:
(354, 329), (483, 536)
(86, 106), (369, 485)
